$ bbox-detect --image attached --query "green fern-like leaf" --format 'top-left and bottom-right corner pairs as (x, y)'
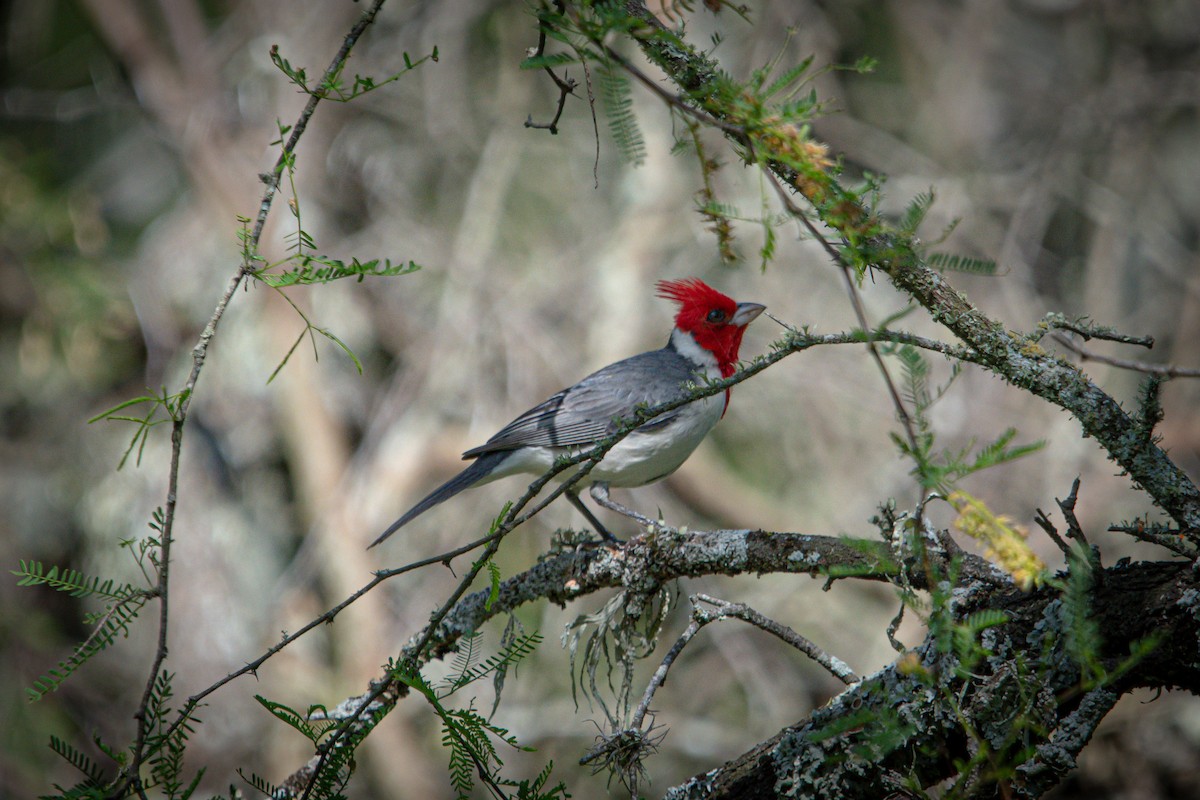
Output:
(27, 597), (148, 701)
(454, 633), (543, 691)
(933, 428), (1046, 492)
(900, 189), (935, 235)
(597, 64), (645, 166)
(952, 609), (1010, 674)
(256, 256), (420, 288)
(758, 55), (815, 99)
(254, 696), (334, 744)
(759, 184), (777, 271)
(968, 429), (1046, 474)
(928, 251), (997, 275)
(49, 735), (106, 786)
(442, 631), (542, 694)
(485, 559), (502, 611)
(896, 344), (931, 413)
(237, 769), (280, 797)
(519, 52), (578, 70)
(964, 609), (1010, 632)
(445, 632), (484, 691)
(13, 560), (139, 601)
(492, 615), (524, 718)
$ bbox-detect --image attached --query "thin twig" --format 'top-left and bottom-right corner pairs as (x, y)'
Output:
(630, 593), (858, 736)
(525, 1), (576, 134)
(1056, 477), (1088, 549)
(1038, 314), (1155, 347)
(629, 609), (709, 733)
(112, 2), (395, 797)
(696, 594), (859, 685)
(1052, 332), (1200, 379)
(1033, 509), (1073, 558)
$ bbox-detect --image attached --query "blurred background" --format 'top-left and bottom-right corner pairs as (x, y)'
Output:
(3, 1), (1200, 797)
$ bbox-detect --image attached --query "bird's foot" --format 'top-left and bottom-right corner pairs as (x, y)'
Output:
(565, 491), (626, 545)
(588, 484), (670, 534)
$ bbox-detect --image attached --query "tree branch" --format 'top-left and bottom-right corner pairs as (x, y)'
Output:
(664, 560), (1200, 799)
(274, 527), (944, 796)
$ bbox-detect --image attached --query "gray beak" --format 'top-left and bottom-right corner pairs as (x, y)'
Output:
(731, 301), (766, 327)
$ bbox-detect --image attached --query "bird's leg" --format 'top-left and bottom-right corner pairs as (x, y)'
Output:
(589, 482), (659, 529)
(567, 488), (623, 544)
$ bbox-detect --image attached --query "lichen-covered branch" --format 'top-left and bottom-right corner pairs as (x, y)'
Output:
(274, 528), (929, 796)
(664, 560), (1200, 799)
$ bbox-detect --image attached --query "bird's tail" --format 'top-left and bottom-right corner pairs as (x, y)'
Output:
(368, 450), (512, 548)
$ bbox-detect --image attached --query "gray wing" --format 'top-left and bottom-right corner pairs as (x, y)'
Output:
(462, 347), (697, 457)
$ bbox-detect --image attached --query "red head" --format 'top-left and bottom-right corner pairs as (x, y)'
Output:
(656, 278), (765, 377)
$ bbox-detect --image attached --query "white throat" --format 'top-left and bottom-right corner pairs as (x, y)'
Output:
(669, 327), (722, 378)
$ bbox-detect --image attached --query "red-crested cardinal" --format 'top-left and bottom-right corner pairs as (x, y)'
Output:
(369, 278), (765, 547)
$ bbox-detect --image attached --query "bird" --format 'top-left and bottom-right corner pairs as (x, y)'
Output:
(369, 278), (765, 548)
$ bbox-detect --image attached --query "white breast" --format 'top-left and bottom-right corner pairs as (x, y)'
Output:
(588, 391), (724, 486)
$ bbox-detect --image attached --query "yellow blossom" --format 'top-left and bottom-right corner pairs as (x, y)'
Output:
(948, 491), (1046, 591)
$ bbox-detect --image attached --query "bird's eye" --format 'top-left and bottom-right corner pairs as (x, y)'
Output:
(706, 309), (728, 324)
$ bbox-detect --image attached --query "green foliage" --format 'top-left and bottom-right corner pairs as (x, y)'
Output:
(253, 693), (389, 800)
(44, 671), (207, 800)
(390, 630), (564, 800)
(440, 631), (543, 694)
(1060, 567), (1100, 655)
(16, 562), (150, 701)
(952, 609), (1010, 676)
(48, 735), (107, 790)
(13, 561), (139, 601)
(270, 44), (438, 102)
(684, 120), (738, 262)
(236, 769), (280, 798)
(249, 120), (425, 384)
(755, 55), (815, 101)
(928, 252), (997, 275)
(88, 387), (189, 469)
(255, 257), (419, 288)
(255, 697), (337, 745)
(492, 615), (527, 718)
(899, 189), (935, 237)
(884, 344), (1044, 493)
(758, 171), (778, 271)
(519, 51), (579, 71)
(141, 671), (205, 800)
(597, 63), (646, 166)
(1051, 542), (1135, 688)
(485, 559), (503, 612)
(819, 536), (899, 580)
